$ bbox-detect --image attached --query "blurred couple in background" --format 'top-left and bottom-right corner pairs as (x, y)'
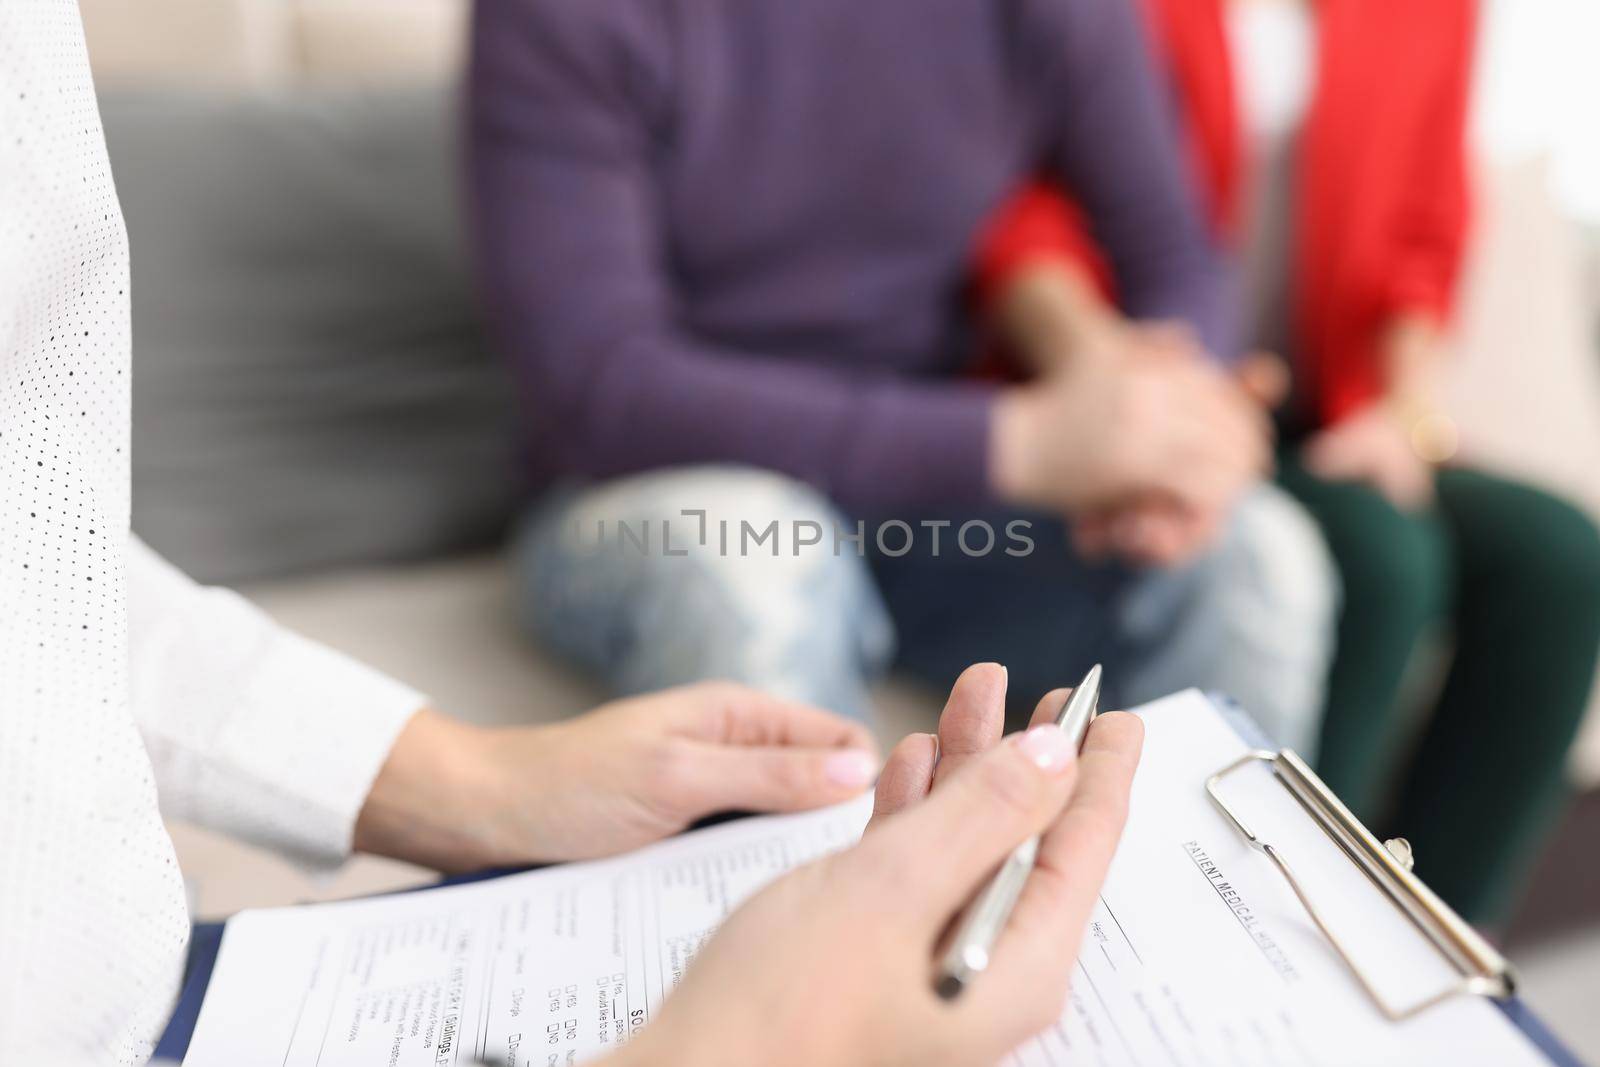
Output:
(475, 0), (1600, 925)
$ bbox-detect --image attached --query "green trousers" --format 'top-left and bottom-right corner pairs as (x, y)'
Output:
(1277, 460), (1600, 923)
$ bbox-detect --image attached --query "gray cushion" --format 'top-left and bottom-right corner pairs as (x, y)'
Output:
(103, 88), (519, 583)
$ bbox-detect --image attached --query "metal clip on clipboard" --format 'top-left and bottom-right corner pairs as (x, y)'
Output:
(1206, 748), (1515, 1022)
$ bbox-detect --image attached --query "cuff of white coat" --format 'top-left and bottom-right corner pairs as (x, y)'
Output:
(228, 632), (425, 872)
(128, 539), (429, 874)
(137, 621), (425, 875)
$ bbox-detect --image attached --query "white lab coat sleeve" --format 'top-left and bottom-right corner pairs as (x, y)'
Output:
(128, 536), (424, 870)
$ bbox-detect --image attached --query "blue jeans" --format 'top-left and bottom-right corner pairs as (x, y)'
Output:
(515, 466), (1337, 753)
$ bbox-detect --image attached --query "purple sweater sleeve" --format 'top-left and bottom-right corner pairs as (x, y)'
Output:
(1025, 0), (1237, 359)
(467, 0), (995, 510)
(469, 0), (1231, 508)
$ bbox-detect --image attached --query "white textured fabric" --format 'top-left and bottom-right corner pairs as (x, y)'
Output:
(129, 539), (423, 870)
(1, 3), (424, 1063)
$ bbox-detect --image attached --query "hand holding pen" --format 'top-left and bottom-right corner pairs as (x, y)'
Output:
(935, 663), (1103, 998)
(612, 663), (1144, 1067)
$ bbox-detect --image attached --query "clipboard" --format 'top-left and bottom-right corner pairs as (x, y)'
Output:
(156, 699), (1587, 1066)
(1206, 697), (1584, 1067)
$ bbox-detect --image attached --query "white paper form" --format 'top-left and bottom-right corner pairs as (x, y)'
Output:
(184, 692), (1552, 1067)
(1006, 691), (1546, 1067)
(183, 798), (871, 1066)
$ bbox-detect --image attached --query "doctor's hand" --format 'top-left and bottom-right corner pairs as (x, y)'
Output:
(354, 682), (877, 872)
(612, 664), (1143, 1067)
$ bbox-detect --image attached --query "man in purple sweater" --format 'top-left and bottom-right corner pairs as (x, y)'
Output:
(470, 0), (1336, 742)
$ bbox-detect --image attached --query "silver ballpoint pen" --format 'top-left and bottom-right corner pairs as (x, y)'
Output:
(934, 663), (1102, 1000)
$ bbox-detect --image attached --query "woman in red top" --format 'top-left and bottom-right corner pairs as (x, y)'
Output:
(974, 0), (1600, 924)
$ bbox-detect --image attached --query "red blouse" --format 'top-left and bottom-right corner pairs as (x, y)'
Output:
(974, 0), (1477, 424)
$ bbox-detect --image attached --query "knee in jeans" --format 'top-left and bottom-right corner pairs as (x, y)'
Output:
(608, 465), (865, 593)
(1113, 486), (1336, 752)
(1116, 485), (1337, 667)
(1217, 484), (1341, 638)
(520, 465), (890, 664)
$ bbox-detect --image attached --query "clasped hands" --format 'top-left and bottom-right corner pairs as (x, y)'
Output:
(989, 299), (1451, 566)
(992, 318), (1282, 566)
